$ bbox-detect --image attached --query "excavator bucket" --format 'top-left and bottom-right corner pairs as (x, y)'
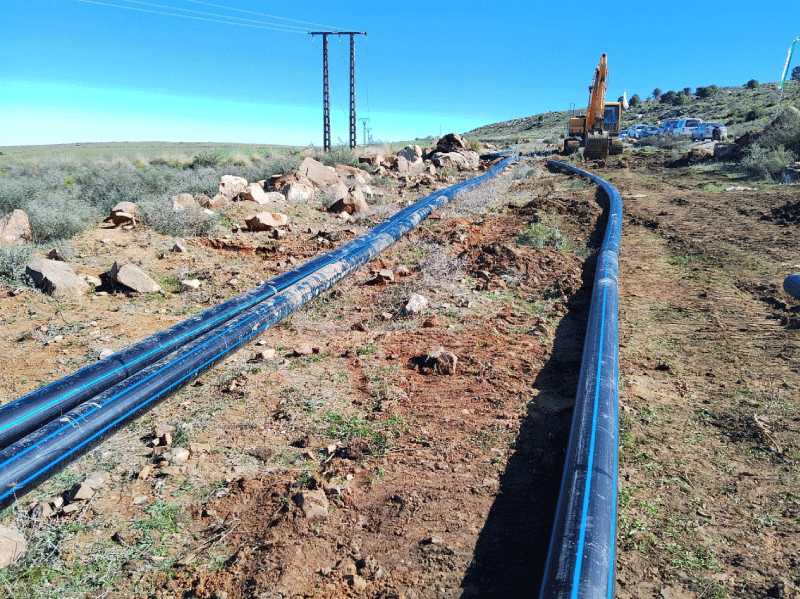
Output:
(584, 131), (610, 159)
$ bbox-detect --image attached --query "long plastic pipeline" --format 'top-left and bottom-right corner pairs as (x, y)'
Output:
(0, 157), (515, 449)
(784, 274), (800, 300)
(539, 160), (621, 599)
(0, 156), (519, 510)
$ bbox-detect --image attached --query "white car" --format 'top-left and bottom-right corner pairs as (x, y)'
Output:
(672, 118), (703, 137)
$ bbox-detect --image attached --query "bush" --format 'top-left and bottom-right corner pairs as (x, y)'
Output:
(26, 193), (99, 242)
(652, 88), (662, 99)
(316, 146), (358, 168)
(792, 66), (800, 82)
(757, 108), (800, 154)
(746, 79), (759, 89)
(0, 244), (34, 285)
(629, 94), (641, 107)
(138, 198), (216, 237)
(741, 144), (797, 180)
(660, 90), (678, 105)
(696, 85), (719, 98)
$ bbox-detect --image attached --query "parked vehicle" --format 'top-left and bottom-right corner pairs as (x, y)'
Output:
(691, 122), (728, 141)
(639, 126), (660, 138)
(628, 124), (648, 139)
(672, 118), (703, 137)
(658, 119), (679, 135)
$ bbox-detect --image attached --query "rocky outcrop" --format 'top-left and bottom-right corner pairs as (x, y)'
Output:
(0, 209), (32, 246)
(26, 258), (91, 298)
(297, 157), (338, 188)
(327, 181), (368, 215)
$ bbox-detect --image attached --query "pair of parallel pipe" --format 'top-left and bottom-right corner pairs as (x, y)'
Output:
(0, 156), (518, 510)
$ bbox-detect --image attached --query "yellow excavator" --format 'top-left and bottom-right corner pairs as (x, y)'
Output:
(563, 54), (623, 159)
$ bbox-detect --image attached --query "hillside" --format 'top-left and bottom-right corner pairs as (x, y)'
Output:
(466, 80), (800, 145)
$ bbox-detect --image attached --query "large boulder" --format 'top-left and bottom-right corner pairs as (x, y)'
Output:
(108, 261), (161, 294)
(382, 155), (410, 173)
(219, 175), (248, 200)
(334, 165), (372, 185)
(431, 152), (470, 171)
(0, 209), (32, 246)
(0, 525), (26, 569)
(282, 182), (314, 203)
(245, 211), (289, 231)
(297, 157), (338, 188)
(26, 258), (90, 299)
(358, 154), (383, 166)
(171, 193), (199, 212)
(238, 182), (274, 204)
(436, 133), (471, 153)
(397, 145), (422, 162)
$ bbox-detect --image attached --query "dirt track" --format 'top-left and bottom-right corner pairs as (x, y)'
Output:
(1, 151), (798, 599)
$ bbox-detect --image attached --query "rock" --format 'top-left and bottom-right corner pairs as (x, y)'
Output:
(207, 193), (230, 210)
(219, 175), (248, 200)
(80, 273), (103, 288)
(336, 558), (358, 575)
(459, 149), (480, 169)
(293, 489), (329, 522)
(108, 261), (161, 294)
(371, 269), (394, 285)
(436, 132), (471, 153)
(358, 153), (383, 166)
(403, 293), (428, 315)
(298, 157), (338, 188)
(61, 503), (81, 515)
(282, 181), (314, 203)
(238, 182), (272, 204)
(164, 448), (190, 464)
(245, 212), (289, 231)
(181, 279), (202, 291)
(84, 471), (109, 490)
(293, 343), (317, 357)
(394, 264), (411, 277)
(171, 241), (187, 253)
(171, 193), (198, 212)
(251, 348), (276, 361)
(71, 482), (95, 502)
(193, 193), (212, 207)
(0, 526), (26, 568)
(26, 258), (90, 299)
(35, 501), (54, 519)
(0, 209), (32, 246)
(189, 442), (211, 454)
(107, 202), (137, 226)
(334, 164), (371, 184)
(137, 464), (153, 480)
(383, 155), (410, 173)
(397, 145), (423, 162)
(348, 574), (368, 591)
(431, 152), (470, 171)
(328, 182), (368, 215)
(427, 346), (458, 375)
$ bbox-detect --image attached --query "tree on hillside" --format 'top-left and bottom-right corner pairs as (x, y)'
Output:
(682, 87), (692, 96)
(629, 94), (641, 107)
(652, 88), (662, 99)
(696, 85), (719, 98)
(660, 90), (677, 104)
(746, 79), (759, 89)
(792, 66), (800, 82)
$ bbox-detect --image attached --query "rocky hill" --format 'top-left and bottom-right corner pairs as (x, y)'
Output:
(466, 80), (800, 145)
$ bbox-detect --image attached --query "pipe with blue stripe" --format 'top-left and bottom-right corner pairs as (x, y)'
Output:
(784, 274), (800, 300)
(0, 156), (518, 510)
(539, 160), (621, 599)
(0, 156), (517, 449)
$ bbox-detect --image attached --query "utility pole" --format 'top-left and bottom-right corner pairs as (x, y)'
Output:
(309, 31), (366, 152)
(359, 117), (370, 146)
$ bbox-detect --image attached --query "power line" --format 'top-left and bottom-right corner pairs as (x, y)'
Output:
(71, 0), (310, 33)
(181, 0), (346, 30)
(116, 0), (314, 31)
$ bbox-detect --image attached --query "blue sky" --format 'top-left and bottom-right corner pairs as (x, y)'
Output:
(2, 1), (798, 147)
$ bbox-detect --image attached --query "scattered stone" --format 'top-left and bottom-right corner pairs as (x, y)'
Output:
(427, 346), (458, 375)
(421, 535), (445, 545)
(370, 269), (394, 285)
(171, 241), (188, 253)
(84, 471), (109, 490)
(334, 164), (372, 184)
(336, 558), (358, 576)
(80, 273), (103, 288)
(71, 483), (95, 502)
(397, 144), (423, 162)
(358, 153), (383, 166)
(352, 321), (370, 332)
(431, 151), (470, 171)
(293, 489), (329, 522)
(108, 261), (161, 294)
(422, 315), (439, 328)
(61, 503), (81, 515)
(403, 293), (429, 315)
(282, 181), (314, 202)
(219, 175), (248, 200)
(245, 211), (288, 231)
(171, 193), (199, 212)
(159, 465), (182, 477)
(347, 574), (368, 591)
(293, 343), (318, 357)
(189, 442), (211, 455)
(137, 464), (154, 480)
(237, 182), (271, 204)
(207, 193), (230, 210)
(393, 264), (411, 277)
(26, 258), (90, 299)
(164, 448), (190, 465)
(193, 193), (212, 207)
(250, 348), (276, 361)
(380, 312), (393, 321)
(35, 501), (55, 519)
(181, 279), (202, 291)
(327, 182), (368, 215)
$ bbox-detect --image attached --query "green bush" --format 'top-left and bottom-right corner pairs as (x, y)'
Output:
(316, 146), (359, 168)
(0, 244), (34, 284)
(26, 193), (99, 242)
(138, 198), (216, 237)
(745, 79), (759, 89)
(757, 108), (800, 154)
(740, 144), (797, 180)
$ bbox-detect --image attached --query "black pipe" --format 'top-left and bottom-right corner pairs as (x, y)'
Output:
(0, 157), (519, 510)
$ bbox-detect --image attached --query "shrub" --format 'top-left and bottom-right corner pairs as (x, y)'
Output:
(26, 192), (99, 242)
(629, 94), (641, 107)
(792, 65), (800, 82)
(676, 92), (691, 105)
(741, 144), (797, 180)
(652, 88), (662, 99)
(317, 146), (358, 168)
(660, 90), (678, 105)
(696, 85), (719, 98)
(682, 87), (692, 96)
(745, 79), (760, 89)
(757, 108), (800, 154)
(138, 198), (216, 237)
(0, 244), (34, 285)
